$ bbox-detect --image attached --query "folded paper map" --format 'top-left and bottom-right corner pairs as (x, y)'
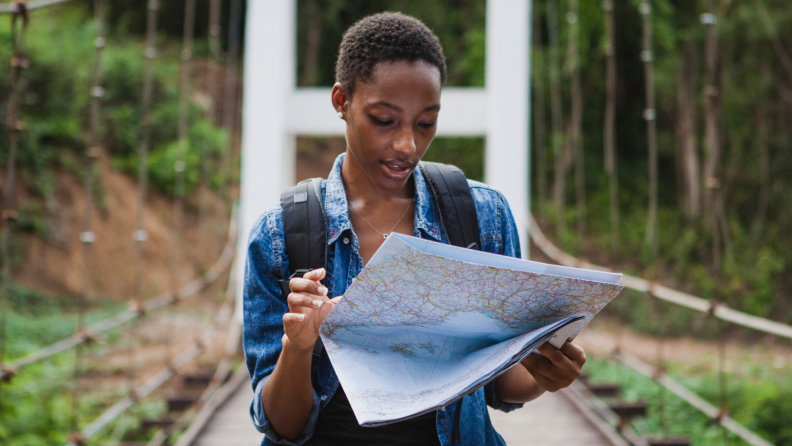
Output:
(319, 233), (624, 426)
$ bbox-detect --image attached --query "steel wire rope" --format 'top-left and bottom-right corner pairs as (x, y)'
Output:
(208, 0), (225, 63)
(640, 0), (659, 262)
(215, 0), (242, 251)
(164, 0), (197, 388)
(0, 207), (236, 381)
(197, 0), (223, 259)
(145, 262), (242, 446)
(127, 0), (160, 409)
(529, 217), (778, 445)
(651, 290), (668, 437)
(63, 207), (239, 446)
(0, 0), (29, 407)
(68, 0), (107, 442)
(546, 0), (565, 236)
(529, 213), (792, 337)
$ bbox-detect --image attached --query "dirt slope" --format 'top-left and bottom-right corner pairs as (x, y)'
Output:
(12, 151), (231, 302)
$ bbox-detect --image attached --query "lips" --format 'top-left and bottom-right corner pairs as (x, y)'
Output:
(379, 159), (414, 180)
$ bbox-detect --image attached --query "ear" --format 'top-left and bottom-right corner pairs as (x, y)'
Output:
(331, 82), (350, 117)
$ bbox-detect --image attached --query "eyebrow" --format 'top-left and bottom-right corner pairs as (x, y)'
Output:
(373, 101), (441, 112)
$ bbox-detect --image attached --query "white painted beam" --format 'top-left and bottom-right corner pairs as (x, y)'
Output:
(285, 88), (488, 136)
(485, 0), (531, 258)
(237, 0), (296, 319)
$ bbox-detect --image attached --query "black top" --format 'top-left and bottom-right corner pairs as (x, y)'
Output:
(305, 385), (441, 446)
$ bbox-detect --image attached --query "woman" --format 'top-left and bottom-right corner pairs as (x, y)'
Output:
(244, 12), (586, 446)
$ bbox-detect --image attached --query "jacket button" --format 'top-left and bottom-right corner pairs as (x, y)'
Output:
(321, 395), (327, 401)
(440, 406), (445, 412)
(343, 237), (350, 244)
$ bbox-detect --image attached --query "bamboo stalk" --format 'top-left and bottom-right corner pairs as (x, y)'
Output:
(603, 0), (619, 253)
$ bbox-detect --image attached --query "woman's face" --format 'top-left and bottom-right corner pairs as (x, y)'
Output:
(333, 60), (442, 192)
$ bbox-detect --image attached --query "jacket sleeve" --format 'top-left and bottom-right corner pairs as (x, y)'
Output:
(471, 187), (526, 413)
(243, 209), (322, 444)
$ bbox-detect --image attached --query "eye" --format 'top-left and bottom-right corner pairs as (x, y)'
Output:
(419, 122), (436, 129)
(369, 115), (394, 126)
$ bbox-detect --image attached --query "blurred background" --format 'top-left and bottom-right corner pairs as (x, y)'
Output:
(0, 0), (791, 445)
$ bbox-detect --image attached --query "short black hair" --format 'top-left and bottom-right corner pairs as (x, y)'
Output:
(335, 12), (447, 96)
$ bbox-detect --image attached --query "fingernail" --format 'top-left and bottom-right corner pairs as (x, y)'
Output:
(298, 314), (306, 321)
(319, 286), (328, 296)
(313, 300), (323, 308)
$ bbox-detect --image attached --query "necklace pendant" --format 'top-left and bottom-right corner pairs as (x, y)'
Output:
(383, 233), (389, 240)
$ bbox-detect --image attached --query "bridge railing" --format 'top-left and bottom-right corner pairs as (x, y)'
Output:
(0, 208), (237, 382)
(528, 214), (780, 446)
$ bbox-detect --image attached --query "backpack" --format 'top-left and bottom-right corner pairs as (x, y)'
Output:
(278, 161), (481, 366)
(277, 161), (480, 442)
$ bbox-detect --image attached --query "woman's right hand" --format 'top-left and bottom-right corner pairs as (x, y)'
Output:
(282, 268), (340, 352)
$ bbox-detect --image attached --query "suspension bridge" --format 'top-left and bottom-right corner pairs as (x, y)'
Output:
(0, 1), (788, 445)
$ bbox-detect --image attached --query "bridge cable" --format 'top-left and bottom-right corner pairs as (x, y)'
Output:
(602, 0), (619, 253)
(127, 0), (161, 408)
(639, 0), (659, 261)
(545, 0), (565, 236)
(164, 0), (197, 384)
(198, 0), (224, 255)
(67, 0), (107, 442)
(0, 0), (30, 405)
(215, 0), (243, 251)
(652, 289), (668, 435)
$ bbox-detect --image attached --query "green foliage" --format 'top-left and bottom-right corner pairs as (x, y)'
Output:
(0, 1), (228, 229)
(296, 0), (486, 87)
(586, 352), (792, 445)
(584, 357), (752, 445)
(0, 285), (126, 445)
(423, 137), (485, 182)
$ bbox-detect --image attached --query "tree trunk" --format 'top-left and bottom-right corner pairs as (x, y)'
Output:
(567, 0), (586, 240)
(533, 3), (548, 216)
(755, 99), (769, 232)
(640, 0), (659, 260)
(702, 0), (721, 270)
(300, 0), (322, 87)
(547, 0), (566, 236)
(554, 121), (575, 228)
(603, 0), (619, 252)
(675, 40), (700, 221)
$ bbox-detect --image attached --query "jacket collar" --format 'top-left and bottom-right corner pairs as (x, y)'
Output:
(324, 153), (444, 246)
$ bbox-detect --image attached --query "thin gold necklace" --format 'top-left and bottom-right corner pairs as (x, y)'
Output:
(348, 197), (412, 240)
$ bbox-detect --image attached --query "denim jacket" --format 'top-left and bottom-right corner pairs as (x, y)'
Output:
(243, 153), (524, 446)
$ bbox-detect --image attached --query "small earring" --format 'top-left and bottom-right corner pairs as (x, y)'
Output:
(395, 141), (400, 145)
(337, 112), (343, 119)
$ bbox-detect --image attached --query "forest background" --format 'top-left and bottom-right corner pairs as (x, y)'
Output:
(1, 0), (792, 445)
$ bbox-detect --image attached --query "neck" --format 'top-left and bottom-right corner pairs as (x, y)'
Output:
(341, 149), (413, 205)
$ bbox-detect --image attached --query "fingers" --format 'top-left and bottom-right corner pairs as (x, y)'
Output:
(290, 276), (328, 297)
(302, 268), (326, 282)
(521, 342), (585, 392)
(537, 343), (574, 368)
(560, 341), (587, 366)
(282, 312), (307, 334)
(287, 293), (325, 313)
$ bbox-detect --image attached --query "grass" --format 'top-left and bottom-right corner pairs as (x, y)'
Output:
(0, 285), (136, 445)
(583, 354), (791, 445)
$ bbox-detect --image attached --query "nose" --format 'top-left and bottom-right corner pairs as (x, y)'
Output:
(393, 127), (417, 154)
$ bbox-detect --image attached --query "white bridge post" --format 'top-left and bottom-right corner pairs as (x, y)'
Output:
(486, 0), (531, 258)
(238, 0), (531, 320)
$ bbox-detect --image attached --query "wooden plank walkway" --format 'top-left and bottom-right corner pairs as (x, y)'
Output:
(190, 380), (616, 446)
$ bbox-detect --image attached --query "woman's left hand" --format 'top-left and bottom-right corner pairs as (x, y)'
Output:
(519, 342), (586, 392)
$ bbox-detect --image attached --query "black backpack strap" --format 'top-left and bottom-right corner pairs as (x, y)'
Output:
(280, 178), (327, 368)
(279, 178), (326, 296)
(420, 162), (482, 250)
